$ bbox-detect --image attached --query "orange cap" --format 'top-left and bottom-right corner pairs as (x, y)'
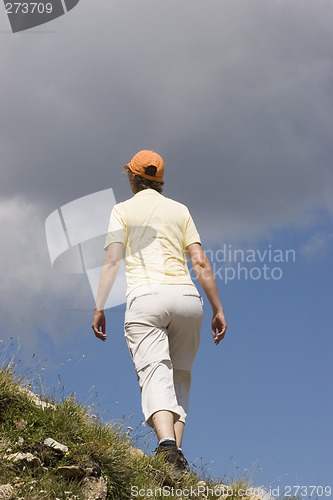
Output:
(126, 150), (164, 182)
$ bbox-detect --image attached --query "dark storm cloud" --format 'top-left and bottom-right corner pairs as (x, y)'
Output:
(1, 0), (333, 335)
(1, 0), (332, 228)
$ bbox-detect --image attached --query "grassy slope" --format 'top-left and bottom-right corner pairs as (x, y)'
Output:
(0, 367), (278, 500)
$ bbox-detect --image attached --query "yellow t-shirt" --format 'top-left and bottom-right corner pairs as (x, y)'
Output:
(104, 189), (201, 295)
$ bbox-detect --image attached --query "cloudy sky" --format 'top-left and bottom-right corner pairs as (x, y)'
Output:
(1, 0), (332, 494)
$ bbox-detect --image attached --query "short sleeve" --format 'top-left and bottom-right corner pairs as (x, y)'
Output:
(104, 204), (127, 250)
(184, 209), (201, 248)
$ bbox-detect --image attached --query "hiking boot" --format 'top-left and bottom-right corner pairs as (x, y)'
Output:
(156, 442), (189, 480)
(177, 449), (190, 473)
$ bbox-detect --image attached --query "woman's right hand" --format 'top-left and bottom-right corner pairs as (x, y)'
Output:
(92, 309), (107, 342)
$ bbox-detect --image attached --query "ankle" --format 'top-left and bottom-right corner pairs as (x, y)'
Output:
(158, 438), (176, 447)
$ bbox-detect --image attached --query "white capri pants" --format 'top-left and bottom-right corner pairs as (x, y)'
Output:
(124, 284), (203, 426)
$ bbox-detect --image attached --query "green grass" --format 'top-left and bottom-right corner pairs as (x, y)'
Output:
(0, 365), (276, 500)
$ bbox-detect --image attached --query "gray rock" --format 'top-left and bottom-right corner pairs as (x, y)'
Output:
(6, 452), (43, 473)
(57, 465), (85, 478)
(14, 419), (27, 431)
(81, 476), (108, 500)
(128, 446), (145, 459)
(248, 487), (274, 500)
(43, 437), (69, 454)
(0, 484), (14, 500)
(17, 386), (55, 410)
(84, 466), (102, 477)
(17, 437), (24, 446)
